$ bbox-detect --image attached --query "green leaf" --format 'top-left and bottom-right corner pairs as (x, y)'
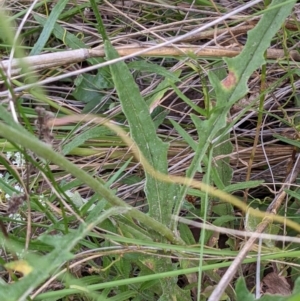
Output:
(224, 181), (264, 193)
(0, 153), (23, 186)
(212, 212), (236, 226)
(72, 72), (113, 113)
(110, 291), (137, 301)
(0, 109), (180, 244)
(245, 207), (262, 232)
(161, 285), (191, 301)
(235, 277), (255, 301)
(62, 126), (112, 155)
(173, 0), (296, 226)
(245, 207), (279, 248)
(146, 70), (181, 110)
(212, 136), (233, 189)
(115, 218), (154, 242)
(219, 0), (296, 102)
(120, 174), (143, 185)
(178, 223), (196, 244)
(170, 117), (231, 221)
(34, 13), (110, 70)
(184, 0), (213, 6)
(211, 134), (233, 224)
(128, 61), (180, 82)
(30, 0), (69, 55)
(273, 134), (300, 149)
(106, 157), (133, 187)
(85, 199), (107, 223)
(195, 0), (296, 169)
(285, 189), (300, 200)
(171, 83), (207, 116)
(104, 40), (177, 226)
(290, 277), (300, 296)
(74, 72), (112, 94)
(151, 106), (169, 129)
(0, 170), (20, 196)
(0, 206), (129, 300)
(169, 119), (196, 149)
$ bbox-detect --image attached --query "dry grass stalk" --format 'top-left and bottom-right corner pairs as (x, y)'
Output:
(1, 45), (299, 77)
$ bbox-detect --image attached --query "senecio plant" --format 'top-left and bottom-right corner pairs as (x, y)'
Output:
(0, 0), (299, 301)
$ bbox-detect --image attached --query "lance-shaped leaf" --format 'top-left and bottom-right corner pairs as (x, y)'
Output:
(104, 40), (177, 226)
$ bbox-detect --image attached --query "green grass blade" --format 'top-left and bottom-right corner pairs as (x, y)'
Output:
(145, 71), (181, 110)
(30, 0), (69, 55)
(224, 181), (264, 193)
(128, 61), (180, 82)
(105, 157), (133, 187)
(34, 14), (86, 49)
(62, 127), (112, 155)
(0, 108), (180, 244)
(32, 248), (295, 300)
(0, 207), (129, 300)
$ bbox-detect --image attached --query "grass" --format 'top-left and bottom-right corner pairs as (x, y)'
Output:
(1, 0), (300, 300)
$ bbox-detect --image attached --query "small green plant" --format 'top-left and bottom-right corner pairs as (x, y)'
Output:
(0, 0), (299, 300)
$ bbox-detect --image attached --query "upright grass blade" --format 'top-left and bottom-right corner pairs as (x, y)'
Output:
(30, 0), (69, 55)
(62, 127), (112, 155)
(34, 13), (110, 76)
